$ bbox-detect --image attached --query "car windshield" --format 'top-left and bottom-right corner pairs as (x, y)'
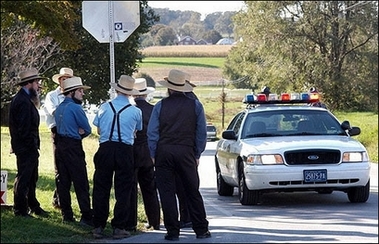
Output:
(241, 109), (345, 139)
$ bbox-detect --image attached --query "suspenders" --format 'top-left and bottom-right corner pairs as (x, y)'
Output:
(108, 102), (131, 142)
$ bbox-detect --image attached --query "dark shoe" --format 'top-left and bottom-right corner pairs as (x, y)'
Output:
(179, 221), (192, 229)
(79, 217), (94, 227)
(113, 228), (130, 239)
(30, 207), (49, 217)
(92, 227), (105, 239)
(196, 231), (211, 239)
(164, 233), (179, 241)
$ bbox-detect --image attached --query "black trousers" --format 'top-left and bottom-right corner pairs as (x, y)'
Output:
(155, 144), (209, 236)
(126, 143), (161, 229)
(13, 148), (41, 215)
(51, 126), (60, 206)
(55, 136), (92, 220)
(92, 141), (135, 230)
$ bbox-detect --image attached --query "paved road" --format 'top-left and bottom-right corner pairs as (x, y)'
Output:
(99, 142), (378, 243)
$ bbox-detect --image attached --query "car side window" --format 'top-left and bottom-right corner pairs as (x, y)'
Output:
(228, 112), (245, 136)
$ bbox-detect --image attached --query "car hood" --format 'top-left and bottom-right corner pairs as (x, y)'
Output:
(240, 135), (366, 154)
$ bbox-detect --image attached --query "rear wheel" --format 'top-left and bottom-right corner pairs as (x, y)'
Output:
(238, 163), (260, 205)
(347, 180), (370, 203)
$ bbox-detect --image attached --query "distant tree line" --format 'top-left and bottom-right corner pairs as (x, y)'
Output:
(140, 8), (236, 47)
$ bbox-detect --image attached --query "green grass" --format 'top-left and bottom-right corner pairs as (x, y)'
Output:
(138, 57), (226, 68)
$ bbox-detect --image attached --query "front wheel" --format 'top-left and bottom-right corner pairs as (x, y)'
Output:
(238, 163), (260, 205)
(347, 180), (370, 203)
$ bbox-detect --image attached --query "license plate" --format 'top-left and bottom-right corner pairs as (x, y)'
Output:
(304, 169), (327, 183)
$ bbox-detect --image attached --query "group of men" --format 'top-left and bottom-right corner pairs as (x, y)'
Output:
(8, 67), (211, 241)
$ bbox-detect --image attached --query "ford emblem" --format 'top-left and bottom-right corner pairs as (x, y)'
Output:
(308, 155), (319, 160)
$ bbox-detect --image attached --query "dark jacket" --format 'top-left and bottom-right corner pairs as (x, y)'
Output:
(9, 88), (40, 154)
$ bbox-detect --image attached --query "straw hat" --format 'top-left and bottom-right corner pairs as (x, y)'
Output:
(158, 69), (193, 92)
(133, 78), (155, 95)
(184, 72), (196, 87)
(15, 68), (47, 85)
(110, 75), (139, 95)
(61, 76), (90, 93)
(52, 67), (74, 84)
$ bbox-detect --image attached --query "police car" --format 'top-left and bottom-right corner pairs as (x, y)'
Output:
(215, 91), (371, 205)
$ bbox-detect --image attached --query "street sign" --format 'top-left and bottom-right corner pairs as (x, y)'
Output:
(82, 1), (140, 43)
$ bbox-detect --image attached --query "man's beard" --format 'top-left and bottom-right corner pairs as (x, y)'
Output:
(72, 96), (82, 105)
(29, 88), (40, 108)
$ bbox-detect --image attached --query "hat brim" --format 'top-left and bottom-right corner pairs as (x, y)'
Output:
(62, 85), (91, 93)
(159, 78), (193, 92)
(52, 74), (73, 84)
(134, 87), (155, 95)
(110, 82), (140, 95)
(16, 75), (48, 85)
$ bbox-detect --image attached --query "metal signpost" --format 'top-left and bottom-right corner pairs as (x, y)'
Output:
(82, 1), (140, 98)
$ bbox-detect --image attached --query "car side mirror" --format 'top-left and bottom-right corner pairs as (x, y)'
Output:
(222, 130), (237, 140)
(348, 126), (361, 136)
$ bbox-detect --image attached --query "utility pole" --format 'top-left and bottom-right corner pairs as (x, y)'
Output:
(221, 79), (226, 129)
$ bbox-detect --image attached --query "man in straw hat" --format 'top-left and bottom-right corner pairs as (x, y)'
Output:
(44, 67), (74, 209)
(147, 69), (211, 241)
(92, 75), (142, 240)
(125, 78), (161, 232)
(9, 68), (49, 218)
(54, 76), (93, 227)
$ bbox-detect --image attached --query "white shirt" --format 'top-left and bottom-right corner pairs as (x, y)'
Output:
(44, 86), (65, 128)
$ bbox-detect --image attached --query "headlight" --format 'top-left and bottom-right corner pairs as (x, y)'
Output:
(342, 152), (368, 162)
(246, 154), (284, 165)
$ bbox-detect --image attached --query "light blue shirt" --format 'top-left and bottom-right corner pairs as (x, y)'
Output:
(93, 95), (142, 145)
(147, 98), (207, 159)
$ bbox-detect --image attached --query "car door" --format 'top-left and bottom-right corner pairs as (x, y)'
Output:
(217, 111), (246, 184)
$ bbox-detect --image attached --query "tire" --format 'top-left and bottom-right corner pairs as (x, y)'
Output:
(347, 180), (370, 203)
(238, 163), (260, 205)
(217, 170), (234, 196)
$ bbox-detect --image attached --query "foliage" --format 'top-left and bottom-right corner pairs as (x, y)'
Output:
(225, 1), (378, 112)
(1, 1), (160, 109)
(53, 1), (159, 106)
(1, 1), (81, 50)
(144, 7), (238, 45)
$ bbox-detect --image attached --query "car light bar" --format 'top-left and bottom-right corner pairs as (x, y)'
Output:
(244, 92), (320, 104)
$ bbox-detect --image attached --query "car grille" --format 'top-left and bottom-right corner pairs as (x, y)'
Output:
(284, 149), (340, 165)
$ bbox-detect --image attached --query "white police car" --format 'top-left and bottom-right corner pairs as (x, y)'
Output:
(215, 92), (371, 205)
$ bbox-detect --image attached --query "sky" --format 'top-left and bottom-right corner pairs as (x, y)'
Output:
(148, 1), (245, 19)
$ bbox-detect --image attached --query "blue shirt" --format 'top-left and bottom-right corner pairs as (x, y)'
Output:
(147, 97), (207, 159)
(54, 97), (91, 139)
(93, 95), (142, 145)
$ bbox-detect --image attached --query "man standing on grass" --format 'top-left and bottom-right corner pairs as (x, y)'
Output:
(9, 68), (49, 218)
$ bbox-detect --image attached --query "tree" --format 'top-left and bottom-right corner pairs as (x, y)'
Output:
(1, 1), (81, 50)
(224, 1), (378, 111)
(202, 30), (222, 44)
(59, 0), (159, 105)
(1, 18), (62, 125)
(1, 1), (159, 112)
